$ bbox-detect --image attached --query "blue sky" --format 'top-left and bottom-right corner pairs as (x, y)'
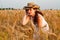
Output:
(0, 0), (60, 10)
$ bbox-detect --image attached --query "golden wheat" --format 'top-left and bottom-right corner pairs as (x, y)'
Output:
(0, 10), (60, 40)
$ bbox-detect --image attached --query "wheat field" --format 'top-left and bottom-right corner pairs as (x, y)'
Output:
(0, 10), (60, 40)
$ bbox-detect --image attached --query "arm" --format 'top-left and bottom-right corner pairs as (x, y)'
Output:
(38, 14), (49, 32)
(22, 15), (30, 25)
(37, 14), (43, 28)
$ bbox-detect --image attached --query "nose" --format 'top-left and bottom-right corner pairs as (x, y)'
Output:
(28, 9), (31, 13)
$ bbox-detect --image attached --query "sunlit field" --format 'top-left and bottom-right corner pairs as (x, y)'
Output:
(0, 10), (60, 40)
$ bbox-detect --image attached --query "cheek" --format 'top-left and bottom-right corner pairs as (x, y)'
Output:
(30, 10), (34, 13)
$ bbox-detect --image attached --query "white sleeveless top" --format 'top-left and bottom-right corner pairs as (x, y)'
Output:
(31, 14), (49, 32)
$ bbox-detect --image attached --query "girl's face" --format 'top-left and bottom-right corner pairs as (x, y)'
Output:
(28, 8), (35, 16)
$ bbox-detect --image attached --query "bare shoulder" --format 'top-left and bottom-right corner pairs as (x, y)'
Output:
(38, 14), (44, 18)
